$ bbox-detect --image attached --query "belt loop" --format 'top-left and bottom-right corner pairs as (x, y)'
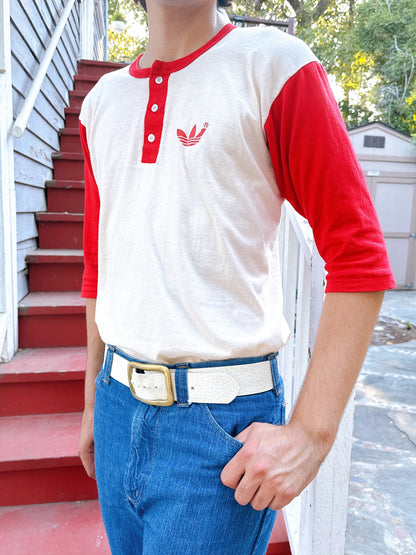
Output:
(102, 345), (115, 384)
(268, 353), (282, 397)
(175, 364), (190, 407)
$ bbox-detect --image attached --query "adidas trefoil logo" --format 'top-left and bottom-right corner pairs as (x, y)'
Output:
(177, 123), (209, 147)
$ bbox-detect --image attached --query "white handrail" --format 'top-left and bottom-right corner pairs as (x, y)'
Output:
(12, 0), (76, 138)
(278, 202), (354, 555)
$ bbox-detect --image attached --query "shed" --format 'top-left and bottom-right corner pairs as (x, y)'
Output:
(349, 122), (416, 290)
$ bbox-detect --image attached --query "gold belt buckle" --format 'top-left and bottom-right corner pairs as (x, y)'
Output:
(127, 361), (174, 406)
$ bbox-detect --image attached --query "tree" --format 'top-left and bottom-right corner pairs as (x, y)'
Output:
(354, 0), (416, 135)
(232, 0), (336, 27)
(107, 0), (148, 62)
(104, 0), (416, 136)
(235, 0), (415, 135)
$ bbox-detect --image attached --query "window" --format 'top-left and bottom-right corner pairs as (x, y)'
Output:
(364, 135), (385, 148)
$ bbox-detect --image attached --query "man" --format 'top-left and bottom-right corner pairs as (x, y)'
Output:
(78, 1), (395, 553)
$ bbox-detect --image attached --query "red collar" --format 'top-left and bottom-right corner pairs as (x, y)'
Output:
(129, 23), (235, 78)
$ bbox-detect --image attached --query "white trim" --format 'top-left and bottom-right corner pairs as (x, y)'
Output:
(0, 0), (18, 362)
(80, 0), (96, 60)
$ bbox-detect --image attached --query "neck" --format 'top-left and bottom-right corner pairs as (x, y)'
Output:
(140, 1), (223, 68)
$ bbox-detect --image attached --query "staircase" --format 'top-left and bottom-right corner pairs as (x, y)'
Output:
(0, 59), (291, 555)
(0, 59), (123, 555)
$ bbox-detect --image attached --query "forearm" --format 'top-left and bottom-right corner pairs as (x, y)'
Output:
(84, 298), (105, 410)
(290, 290), (384, 446)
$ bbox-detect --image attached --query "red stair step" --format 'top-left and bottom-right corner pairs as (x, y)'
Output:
(73, 73), (100, 93)
(0, 347), (86, 416)
(26, 249), (84, 292)
(18, 292), (86, 348)
(53, 152), (84, 181)
(64, 107), (80, 128)
(36, 212), (83, 249)
(59, 128), (82, 154)
(69, 90), (86, 110)
(46, 180), (84, 213)
(77, 59), (126, 78)
(0, 412), (97, 505)
(0, 500), (110, 554)
(267, 511), (291, 554)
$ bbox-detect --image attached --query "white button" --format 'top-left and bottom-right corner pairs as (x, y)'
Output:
(148, 134), (155, 143)
(155, 76), (163, 84)
(151, 104), (159, 112)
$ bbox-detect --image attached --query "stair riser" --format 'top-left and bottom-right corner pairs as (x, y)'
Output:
(53, 158), (84, 181)
(59, 133), (82, 154)
(0, 380), (84, 417)
(69, 94), (84, 110)
(74, 78), (98, 93)
(77, 64), (125, 78)
(29, 262), (84, 292)
(266, 543), (292, 555)
(38, 221), (83, 249)
(0, 467), (98, 506)
(47, 188), (84, 213)
(18, 314), (87, 348)
(65, 111), (80, 128)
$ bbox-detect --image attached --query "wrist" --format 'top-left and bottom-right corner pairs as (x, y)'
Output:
(289, 415), (337, 451)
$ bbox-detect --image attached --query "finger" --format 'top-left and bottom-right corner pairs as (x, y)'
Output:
(81, 453), (96, 479)
(221, 443), (249, 489)
(234, 423), (253, 444)
(249, 484), (274, 511)
(269, 497), (283, 511)
(87, 458), (96, 480)
(234, 472), (262, 506)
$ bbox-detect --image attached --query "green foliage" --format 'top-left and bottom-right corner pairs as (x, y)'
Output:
(232, 1), (288, 19)
(107, 0), (148, 63)
(104, 0), (416, 136)
(354, 0), (416, 135)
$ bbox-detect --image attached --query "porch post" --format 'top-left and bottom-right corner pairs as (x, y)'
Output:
(0, 0), (18, 361)
(79, 0), (95, 59)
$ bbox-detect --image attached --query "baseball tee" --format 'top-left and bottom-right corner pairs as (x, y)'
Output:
(79, 23), (395, 364)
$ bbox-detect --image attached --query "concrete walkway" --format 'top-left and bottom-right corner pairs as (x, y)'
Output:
(345, 291), (416, 555)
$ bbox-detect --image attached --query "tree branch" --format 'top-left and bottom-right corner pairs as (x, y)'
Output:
(314, 0), (333, 20)
(287, 0), (303, 14)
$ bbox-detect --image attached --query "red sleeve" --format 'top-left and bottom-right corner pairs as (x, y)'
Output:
(79, 121), (99, 298)
(265, 61), (396, 292)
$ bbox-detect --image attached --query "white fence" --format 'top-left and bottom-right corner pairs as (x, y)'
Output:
(278, 202), (355, 555)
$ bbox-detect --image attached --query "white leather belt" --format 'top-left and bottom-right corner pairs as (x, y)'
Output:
(109, 350), (275, 405)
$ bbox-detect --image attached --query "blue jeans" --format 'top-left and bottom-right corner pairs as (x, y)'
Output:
(94, 347), (286, 554)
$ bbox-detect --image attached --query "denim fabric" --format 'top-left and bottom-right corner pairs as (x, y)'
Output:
(94, 348), (286, 554)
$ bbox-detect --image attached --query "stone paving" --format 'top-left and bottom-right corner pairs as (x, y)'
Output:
(345, 291), (416, 555)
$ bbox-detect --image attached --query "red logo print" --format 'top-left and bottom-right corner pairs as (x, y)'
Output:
(177, 123), (209, 147)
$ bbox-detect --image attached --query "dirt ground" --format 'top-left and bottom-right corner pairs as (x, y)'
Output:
(371, 315), (416, 346)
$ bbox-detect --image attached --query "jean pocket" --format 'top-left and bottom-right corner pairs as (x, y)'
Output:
(200, 389), (284, 451)
(201, 403), (244, 449)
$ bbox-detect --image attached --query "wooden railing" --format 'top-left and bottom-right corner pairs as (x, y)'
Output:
(278, 202), (355, 555)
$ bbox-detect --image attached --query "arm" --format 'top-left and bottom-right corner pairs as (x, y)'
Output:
(77, 119), (103, 478)
(221, 290), (383, 510)
(78, 299), (105, 479)
(222, 60), (394, 509)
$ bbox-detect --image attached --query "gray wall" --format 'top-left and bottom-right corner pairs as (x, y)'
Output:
(11, 0), (81, 300)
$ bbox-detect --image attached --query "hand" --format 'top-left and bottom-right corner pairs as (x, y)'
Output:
(78, 408), (96, 479)
(220, 421), (332, 511)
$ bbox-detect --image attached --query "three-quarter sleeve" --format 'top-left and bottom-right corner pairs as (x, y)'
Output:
(265, 61), (396, 292)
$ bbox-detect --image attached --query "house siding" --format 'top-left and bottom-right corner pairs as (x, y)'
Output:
(10, 0), (81, 301)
